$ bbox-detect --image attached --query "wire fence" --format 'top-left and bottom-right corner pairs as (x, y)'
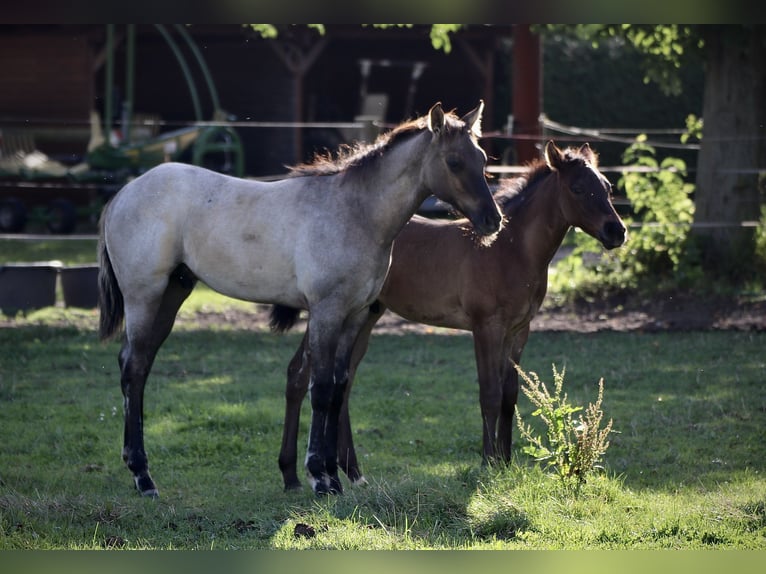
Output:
(2, 115), (763, 231)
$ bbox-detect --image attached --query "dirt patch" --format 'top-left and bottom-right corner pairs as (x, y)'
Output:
(177, 293), (766, 335)
(3, 293), (764, 334)
(532, 294), (766, 333)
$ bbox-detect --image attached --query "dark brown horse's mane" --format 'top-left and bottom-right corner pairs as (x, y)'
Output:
(287, 110), (468, 177)
(493, 145), (593, 211)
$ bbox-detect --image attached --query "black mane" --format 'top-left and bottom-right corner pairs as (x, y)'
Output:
(287, 111), (469, 177)
(493, 145), (592, 213)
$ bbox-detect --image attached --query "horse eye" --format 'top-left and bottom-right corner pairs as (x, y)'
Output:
(446, 157), (463, 172)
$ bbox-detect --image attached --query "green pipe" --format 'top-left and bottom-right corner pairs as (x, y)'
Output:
(154, 24), (203, 121)
(123, 24), (135, 141)
(104, 24), (114, 145)
(174, 24), (221, 112)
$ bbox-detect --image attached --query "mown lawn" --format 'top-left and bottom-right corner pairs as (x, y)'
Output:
(0, 302), (764, 550)
(1, 237), (764, 552)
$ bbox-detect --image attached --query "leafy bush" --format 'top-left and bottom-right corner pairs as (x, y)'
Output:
(753, 205), (766, 280)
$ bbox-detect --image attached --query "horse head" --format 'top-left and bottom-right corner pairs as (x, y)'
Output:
(424, 101), (502, 238)
(545, 140), (627, 249)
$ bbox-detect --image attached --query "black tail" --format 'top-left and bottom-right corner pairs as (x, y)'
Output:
(98, 211), (124, 341)
(269, 304), (301, 333)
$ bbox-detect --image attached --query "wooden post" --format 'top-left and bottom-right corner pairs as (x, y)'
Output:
(512, 24), (542, 164)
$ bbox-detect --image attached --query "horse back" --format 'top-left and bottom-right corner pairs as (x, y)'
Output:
(380, 216), (490, 329)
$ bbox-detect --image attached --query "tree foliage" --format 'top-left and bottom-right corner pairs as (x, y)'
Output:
(248, 24), (463, 53)
(542, 24), (703, 96)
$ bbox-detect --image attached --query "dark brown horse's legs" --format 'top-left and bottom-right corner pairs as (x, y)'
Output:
(472, 324), (505, 460)
(497, 329), (527, 461)
(496, 371), (519, 461)
(278, 332), (311, 490)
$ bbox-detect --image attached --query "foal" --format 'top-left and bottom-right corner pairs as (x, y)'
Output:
(273, 140), (627, 490)
(98, 102), (502, 496)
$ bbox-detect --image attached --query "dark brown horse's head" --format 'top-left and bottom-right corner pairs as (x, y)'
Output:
(545, 140), (627, 249)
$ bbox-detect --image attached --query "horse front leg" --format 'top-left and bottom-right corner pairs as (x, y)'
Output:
(305, 308), (370, 495)
(278, 330), (311, 491)
(336, 303), (384, 486)
(472, 321), (507, 463)
(496, 326), (529, 461)
(304, 312), (345, 495)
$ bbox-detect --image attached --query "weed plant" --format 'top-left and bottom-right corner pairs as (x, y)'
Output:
(515, 365), (614, 495)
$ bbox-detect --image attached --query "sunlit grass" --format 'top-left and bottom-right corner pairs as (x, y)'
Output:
(1, 320), (764, 549)
(1, 236), (765, 548)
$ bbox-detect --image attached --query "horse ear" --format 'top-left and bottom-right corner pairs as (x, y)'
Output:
(461, 100), (484, 137)
(544, 140), (563, 170)
(578, 142), (598, 166)
(428, 102), (445, 134)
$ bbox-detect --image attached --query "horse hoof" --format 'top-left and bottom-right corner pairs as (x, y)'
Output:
(328, 476), (344, 494)
(134, 474), (159, 498)
(312, 482), (330, 496)
(310, 476), (343, 496)
(284, 481), (303, 492)
(351, 475), (368, 488)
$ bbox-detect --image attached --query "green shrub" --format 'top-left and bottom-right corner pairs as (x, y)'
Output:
(753, 205), (766, 279)
(515, 364), (614, 495)
(619, 137), (695, 276)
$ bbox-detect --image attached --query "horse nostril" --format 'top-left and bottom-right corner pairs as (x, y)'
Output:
(603, 221), (627, 246)
(486, 211), (501, 233)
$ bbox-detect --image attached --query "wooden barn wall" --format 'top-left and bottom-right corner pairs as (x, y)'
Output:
(0, 26), (504, 177)
(0, 30), (94, 159)
(0, 33), (93, 121)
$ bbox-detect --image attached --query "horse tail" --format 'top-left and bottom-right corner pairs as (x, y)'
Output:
(269, 304), (301, 333)
(98, 211), (124, 341)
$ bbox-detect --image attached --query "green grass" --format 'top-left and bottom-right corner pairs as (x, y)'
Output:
(0, 304), (764, 549)
(1, 238), (764, 549)
(0, 237), (98, 265)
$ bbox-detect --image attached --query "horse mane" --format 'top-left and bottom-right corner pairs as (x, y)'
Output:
(287, 110), (469, 177)
(493, 144), (594, 211)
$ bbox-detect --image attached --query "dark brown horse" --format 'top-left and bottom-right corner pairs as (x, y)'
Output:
(272, 140), (627, 490)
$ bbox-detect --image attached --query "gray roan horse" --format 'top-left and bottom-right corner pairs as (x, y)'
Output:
(98, 102), (502, 496)
(272, 141), (627, 490)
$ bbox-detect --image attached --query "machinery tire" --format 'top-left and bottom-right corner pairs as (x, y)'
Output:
(46, 198), (78, 234)
(0, 197), (28, 233)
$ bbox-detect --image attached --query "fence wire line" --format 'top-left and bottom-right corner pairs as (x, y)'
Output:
(2, 116), (763, 231)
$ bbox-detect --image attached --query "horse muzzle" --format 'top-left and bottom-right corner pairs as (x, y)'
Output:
(599, 220), (628, 250)
(471, 205), (503, 237)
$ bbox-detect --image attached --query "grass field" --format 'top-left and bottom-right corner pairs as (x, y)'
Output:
(1, 238), (764, 550)
(0, 300), (764, 549)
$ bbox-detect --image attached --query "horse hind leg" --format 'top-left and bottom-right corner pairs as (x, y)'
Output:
(279, 329), (311, 491)
(120, 265), (196, 497)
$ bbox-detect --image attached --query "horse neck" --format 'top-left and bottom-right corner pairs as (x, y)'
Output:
(353, 132), (433, 245)
(503, 172), (571, 268)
